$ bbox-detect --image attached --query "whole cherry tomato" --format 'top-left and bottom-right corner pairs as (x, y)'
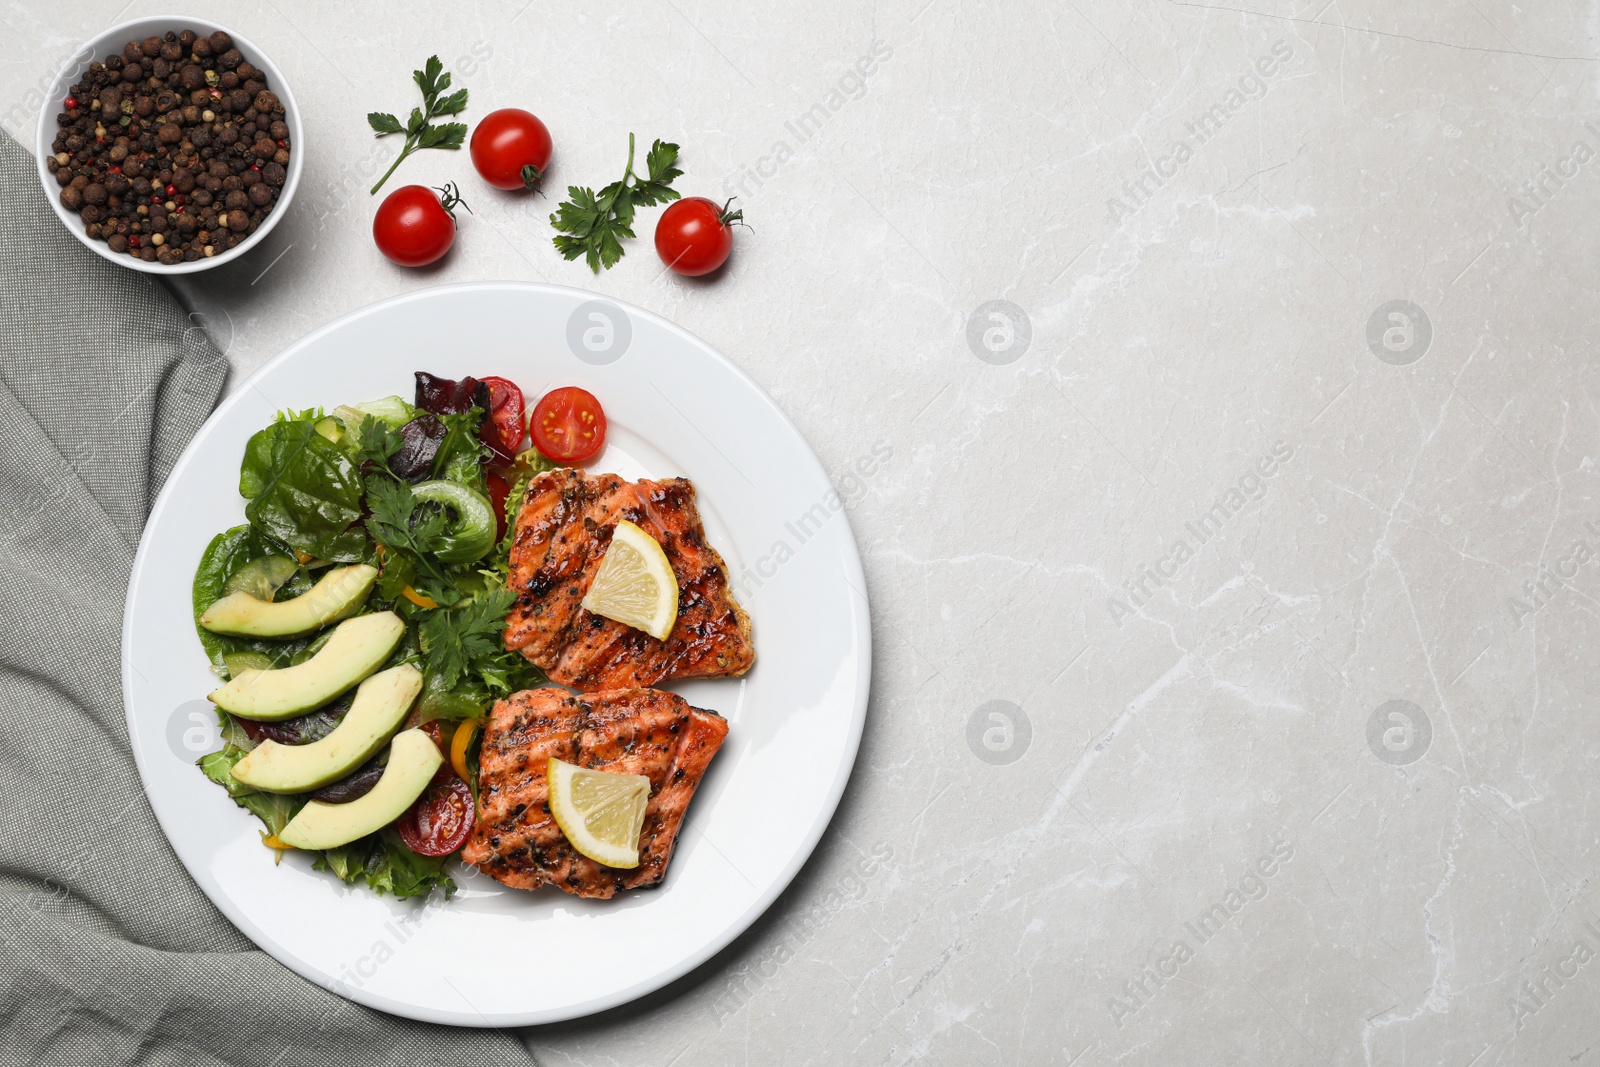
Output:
(478, 375), (526, 464)
(395, 770), (475, 857)
(470, 108), (553, 191)
(530, 386), (606, 463)
(373, 183), (469, 267)
(654, 197), (742, 276)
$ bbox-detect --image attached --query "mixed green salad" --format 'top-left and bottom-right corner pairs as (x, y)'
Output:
(192, 372), (553, 899)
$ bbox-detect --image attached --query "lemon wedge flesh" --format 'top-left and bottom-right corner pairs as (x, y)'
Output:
(580, 519), (679, 640)
(547, 757), (651, 868)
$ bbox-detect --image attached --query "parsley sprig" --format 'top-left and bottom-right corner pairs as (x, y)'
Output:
(418, 588), (517, 691)
(364, 475), (461, 606)
(367, 56), (469, 195)
(351, 415), (404, 470)
(551, 134), (682, 272)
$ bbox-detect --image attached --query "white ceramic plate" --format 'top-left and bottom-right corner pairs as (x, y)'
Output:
(122, 282), (870, 1026)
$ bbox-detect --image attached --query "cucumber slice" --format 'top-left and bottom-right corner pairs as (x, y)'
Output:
(223, 555), (299, 601)
(411, 480), (496, 565)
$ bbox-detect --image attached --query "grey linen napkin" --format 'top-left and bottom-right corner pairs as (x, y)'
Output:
(0, 129), (532, 1065)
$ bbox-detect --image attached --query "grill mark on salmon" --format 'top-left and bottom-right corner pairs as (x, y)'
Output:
(461, 686), (729, 898)
(503, 469), (755, 690)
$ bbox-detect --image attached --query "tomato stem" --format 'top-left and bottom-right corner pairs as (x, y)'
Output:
(719, 196), (748, 230)
(434, 181), (473, 219)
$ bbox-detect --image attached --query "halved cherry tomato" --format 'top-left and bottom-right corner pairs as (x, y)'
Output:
(395, 771), (475, 857)
(486, 468), (511, 541)
(530, 386), (606, 463)
(478, 376), (525, 464)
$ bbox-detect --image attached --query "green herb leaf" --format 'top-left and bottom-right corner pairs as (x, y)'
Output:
(370, 55), (472, 194)
(635, 139), (683, 206)
(352, 414), (404, 472)
(418, 588), (516, 691)
(415, 55), (445, 100)
(364, 474), (459, 605)
(433, 88), (469, 116)
(550, 133), (681, 272)
(418, 122), (467, 149)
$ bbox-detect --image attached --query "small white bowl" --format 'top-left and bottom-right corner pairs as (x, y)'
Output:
(35, 15), (304, 274)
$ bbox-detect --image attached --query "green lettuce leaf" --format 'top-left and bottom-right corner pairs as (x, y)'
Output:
(311, 830), (455, 900)
(240, 418), (367, 561)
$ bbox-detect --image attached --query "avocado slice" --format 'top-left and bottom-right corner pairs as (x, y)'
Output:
(208, 611), (406, 721)
(230, 664), (423, 793)
(276, 729), (443, 850)
(199, 564), (378, 639)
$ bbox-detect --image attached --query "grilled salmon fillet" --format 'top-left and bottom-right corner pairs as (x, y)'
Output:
(503, 469), (755, 690)
(462, 686), (729, 898)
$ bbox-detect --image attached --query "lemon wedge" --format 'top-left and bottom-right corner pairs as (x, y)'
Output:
(547, 757), (651, 868)
(580, 519), (679, 640)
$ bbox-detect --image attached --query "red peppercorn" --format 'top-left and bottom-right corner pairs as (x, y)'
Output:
(128, 236), (140, 247)
(165, 183), (176, 195)
(109, 166), (121, 174)
(65, 96), (78, 108)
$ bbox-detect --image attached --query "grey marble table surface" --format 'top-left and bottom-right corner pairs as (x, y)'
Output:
(7, 1), (1600, 1064)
